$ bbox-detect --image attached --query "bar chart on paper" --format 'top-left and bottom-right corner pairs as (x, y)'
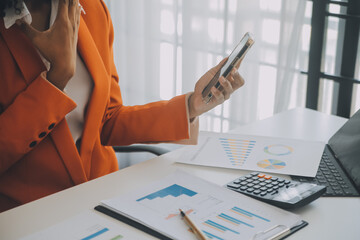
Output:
(219, 138), (257, 167)
(20, 212), (147, 240)
(101, 171), (303, 240)
(177, 132), (325, 177)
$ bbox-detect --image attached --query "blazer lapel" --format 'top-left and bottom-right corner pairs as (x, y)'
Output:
(0, 21), (46, 84)
(50, 120), (88, 184)
(77, 16), (109, 177)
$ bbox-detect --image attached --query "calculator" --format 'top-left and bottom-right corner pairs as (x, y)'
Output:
(225, 172), (326, 209)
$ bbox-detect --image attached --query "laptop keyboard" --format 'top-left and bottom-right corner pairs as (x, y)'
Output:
(291, 151), (359, 197)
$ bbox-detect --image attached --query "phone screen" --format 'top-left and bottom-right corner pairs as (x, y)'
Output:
(201, 32), (254, 103)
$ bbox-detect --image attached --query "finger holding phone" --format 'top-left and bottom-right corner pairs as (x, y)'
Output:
(188, 32), (254, 120)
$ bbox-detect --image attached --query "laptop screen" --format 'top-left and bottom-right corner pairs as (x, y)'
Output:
(328, 109), (360, 192)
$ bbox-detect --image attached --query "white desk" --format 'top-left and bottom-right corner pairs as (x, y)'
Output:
(1, 108), (359, 240)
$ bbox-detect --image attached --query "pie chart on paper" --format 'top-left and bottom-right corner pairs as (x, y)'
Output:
(257, 159), (286, 170)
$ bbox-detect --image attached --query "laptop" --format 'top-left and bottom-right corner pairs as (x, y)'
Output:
(291, 109), (360, 197)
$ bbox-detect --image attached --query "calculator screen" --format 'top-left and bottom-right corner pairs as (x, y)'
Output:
(272, 183), (317, 202)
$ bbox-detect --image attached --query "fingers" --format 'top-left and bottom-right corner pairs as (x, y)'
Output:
(211, 85), (225, 104)
(214, 57), (228, 71)
(75, 3), (81, 27)
(230, 70), (245, 89)
(17, 20), (41, 42)
(234, 58), (243, 70)
(211, 71), (244, 103)
(219, 77), (233, 100)
(56, 0), (70, 21)
(69, 0), (80, 24)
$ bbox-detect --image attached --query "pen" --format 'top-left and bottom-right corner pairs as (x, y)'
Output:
(179, 209), (208, 240)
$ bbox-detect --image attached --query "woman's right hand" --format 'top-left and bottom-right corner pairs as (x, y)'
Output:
(19, 0), (81, 90)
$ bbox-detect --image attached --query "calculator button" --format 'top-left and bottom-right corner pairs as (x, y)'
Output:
(265, 180), (272, 184)
(227, 183), (240, 189)
(240, 186), (248, 191)
(277, 179), (285, 183)
(239, 177), (247, 181)
(260, 192), (267, 196)
(279, 183), (285, 187)
(258, 173), (265, 178)
(247, 183), (255, 188)
(272, 181), (279, 186)
(273, 186), (279, 190)
(271, 177), (278, 181)
(267, 188), (274, 193)
(252, 180), (260, 185)
(246, 188), (255, 193)
(284, 180), (291, 185)
(260, 182), (267, 187)
(258, 178), (266, 182)
(260, 187), (267, 191)
(264, 175), (272, 180)
(266, 184), (274, 188)
(253, 185), (261, 189)
(251, 172), (259, 176)
(252, 176), (259, 180)
(246, 179), (253, 183)
(253, 190), (261, 195)
(233, 179), (241, 184)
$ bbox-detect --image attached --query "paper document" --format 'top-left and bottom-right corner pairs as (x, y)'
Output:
(20, 211), (154, 240)
(100, 170), (305, 240)
(177, 132), (325, 177)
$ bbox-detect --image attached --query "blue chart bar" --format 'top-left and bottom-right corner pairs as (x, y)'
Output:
(222, 143), (255, 148)
(203, 230), (225, 240)
(232, 207), (270, 222)
(136, 184), (197, 202)
(81, 228), (109, 240)
(204, 220), (240, 234)
(219, 138), (256, 144)
(218, 213), (254, 228)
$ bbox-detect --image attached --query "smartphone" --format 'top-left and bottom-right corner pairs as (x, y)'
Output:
(201, 32), (255, 103)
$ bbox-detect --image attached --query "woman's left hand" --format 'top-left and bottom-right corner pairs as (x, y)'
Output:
(188, 58), (245, 119)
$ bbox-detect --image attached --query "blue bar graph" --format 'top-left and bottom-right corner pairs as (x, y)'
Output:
(219, 138), (256, 144)
(81, 228), (109, 240)
(204, 220), (240, 234)
(219, 138), (256, 166)
(136, 184), (197, 202)
(218, 213), (254, 228)
(203, 230), (225, 240)
(231, 207), (270, 222)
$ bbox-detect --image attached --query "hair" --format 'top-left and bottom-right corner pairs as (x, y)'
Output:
(0, 0), (21, 18)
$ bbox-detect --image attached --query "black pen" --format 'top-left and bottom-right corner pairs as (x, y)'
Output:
(179, 209), (208, 240)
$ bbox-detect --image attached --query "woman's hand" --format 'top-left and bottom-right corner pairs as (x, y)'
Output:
(19, 0), (81, 90)
(188, 58), (245, 119)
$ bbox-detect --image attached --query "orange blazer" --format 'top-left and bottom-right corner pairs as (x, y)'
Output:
(0, 0), (190, 212)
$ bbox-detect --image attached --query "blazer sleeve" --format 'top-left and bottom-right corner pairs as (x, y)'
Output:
(99, 2), (191, 146)
(0, 74), (76, 175)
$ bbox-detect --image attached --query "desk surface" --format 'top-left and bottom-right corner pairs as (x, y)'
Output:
(1, 108), (359, 240)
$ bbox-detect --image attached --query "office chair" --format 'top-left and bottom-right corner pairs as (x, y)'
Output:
(113, 145), (170, 169)
(112, 144), (169, 156)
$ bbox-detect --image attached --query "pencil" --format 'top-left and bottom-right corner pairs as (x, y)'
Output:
(179, 209), (208, 240)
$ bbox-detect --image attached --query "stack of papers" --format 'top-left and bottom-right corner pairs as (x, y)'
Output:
(100, 170), (306, 240)
(177, 132), (325, 177)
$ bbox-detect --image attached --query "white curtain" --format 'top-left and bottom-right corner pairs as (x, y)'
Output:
(103, 0), (310, 167)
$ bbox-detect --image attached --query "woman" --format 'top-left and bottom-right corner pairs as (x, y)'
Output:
(0, 0), (244, 212)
